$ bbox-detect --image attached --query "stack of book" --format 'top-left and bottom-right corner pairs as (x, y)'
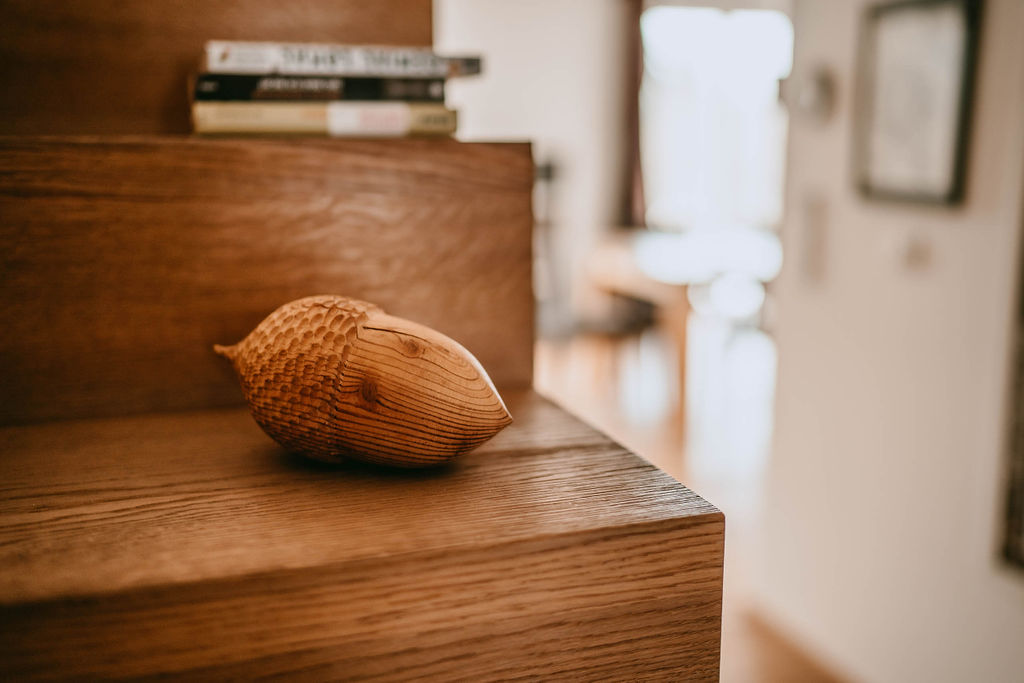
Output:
(190, 40), (481, 138)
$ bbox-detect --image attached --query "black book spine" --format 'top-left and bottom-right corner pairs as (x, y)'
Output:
(193, 74), (446, 102)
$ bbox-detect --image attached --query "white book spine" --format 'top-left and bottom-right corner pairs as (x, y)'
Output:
(204, 41), (451, 77)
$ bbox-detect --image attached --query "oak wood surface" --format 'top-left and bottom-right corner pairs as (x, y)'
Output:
(0, 390), (724, 680)
(0, 136), (534, 425)
(0, 0), (434, 134)
(218, 295), (513, 466)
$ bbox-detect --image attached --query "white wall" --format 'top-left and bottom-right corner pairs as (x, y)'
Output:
(434, 0), (628, 325)
(757, 1), (1024, 681)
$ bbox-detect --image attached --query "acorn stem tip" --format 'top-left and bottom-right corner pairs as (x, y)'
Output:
(213, 343), (237, 360)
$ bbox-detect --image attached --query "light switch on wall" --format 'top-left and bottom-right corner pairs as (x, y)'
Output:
(883, 227), (933, 272)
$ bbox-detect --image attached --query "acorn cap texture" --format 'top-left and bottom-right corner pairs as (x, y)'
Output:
(216, 295), (512, 467)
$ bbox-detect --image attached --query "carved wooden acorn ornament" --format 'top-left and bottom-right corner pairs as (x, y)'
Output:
(216, 295), (512, 467)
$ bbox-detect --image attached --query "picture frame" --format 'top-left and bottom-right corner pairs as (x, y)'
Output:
(853, 0), (981, 204)
(1005, 320), (1024, 570)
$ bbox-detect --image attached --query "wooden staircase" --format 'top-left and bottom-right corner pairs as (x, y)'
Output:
(0, 3), (724, 679)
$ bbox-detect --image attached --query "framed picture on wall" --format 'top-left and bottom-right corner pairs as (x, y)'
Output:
(853, 0), (981, 203)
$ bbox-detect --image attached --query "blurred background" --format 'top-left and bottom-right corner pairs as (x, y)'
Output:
(437, 0), (1024, 681)
(2, 0), (1022, 679)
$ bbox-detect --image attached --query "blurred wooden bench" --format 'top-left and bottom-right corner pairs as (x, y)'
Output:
(0, 136), (723, 680)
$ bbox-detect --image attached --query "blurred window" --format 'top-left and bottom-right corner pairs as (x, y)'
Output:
(640, 7), (794, 231)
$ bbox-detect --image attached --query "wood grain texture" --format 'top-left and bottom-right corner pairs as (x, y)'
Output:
(0, 136), (534, 425)
(0, 0), (433, 134)
(217, 295), (512, 466)
(0, 390), (724, 680)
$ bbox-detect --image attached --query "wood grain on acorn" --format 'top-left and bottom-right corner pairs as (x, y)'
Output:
(216, 295), (512, 466)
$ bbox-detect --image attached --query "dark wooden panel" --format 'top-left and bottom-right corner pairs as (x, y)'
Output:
(0, 0), (434, 134)
(0, 390), (724, 680)
(0, 136), (534, 424)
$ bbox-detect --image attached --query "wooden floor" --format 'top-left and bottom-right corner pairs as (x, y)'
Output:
(536, 319), (846, 683)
